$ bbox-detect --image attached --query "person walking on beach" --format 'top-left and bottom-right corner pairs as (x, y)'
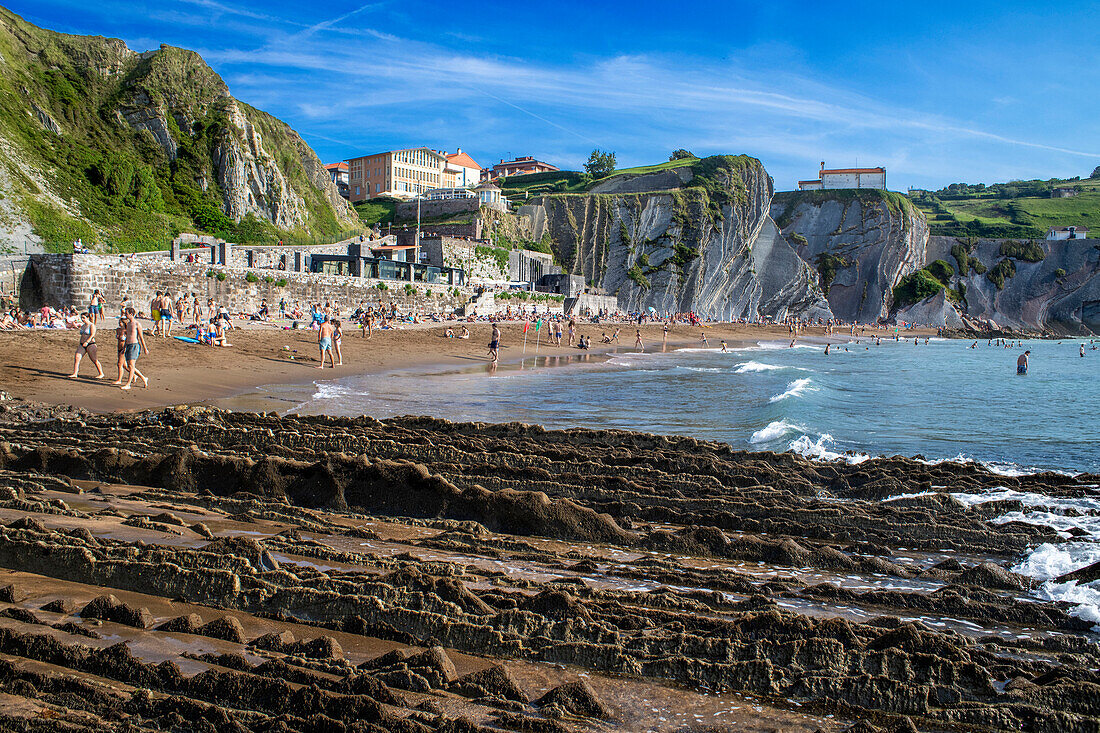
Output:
(160, 291), (174, 337)
(68, 313), (104, 379)
(150, 292), (162, 336)
(317, 317), (336, 369)
(635, 329), (643, 352)
(488, 322), (501, 363)
(1017, 350), (1030, 375)
(700, 332), (709, 347)
(120, 308), (148, 390)
(112, 321), (126, 383)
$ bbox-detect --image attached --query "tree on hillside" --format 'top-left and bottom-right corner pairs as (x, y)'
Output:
(1092, 165), (1100, 179)
(584, 149), (616, 178)
(669, 149), (695, 161)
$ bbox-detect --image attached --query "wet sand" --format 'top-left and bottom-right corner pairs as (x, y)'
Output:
(0, 320), (913, 412)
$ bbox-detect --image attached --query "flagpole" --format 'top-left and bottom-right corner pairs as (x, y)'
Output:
(535, 316), (541, 353)
(523, 318), (529, 354)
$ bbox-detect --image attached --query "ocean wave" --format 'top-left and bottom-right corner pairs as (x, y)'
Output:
(769, 377), (817, 403)
(734, 361), (791, 373)
(1013, 542), (1100, 628)
(787, 433), (871, 464)
(920, 453), (1077, 478)
(312, 381), (356, 400)
(749, 419), (804, 444)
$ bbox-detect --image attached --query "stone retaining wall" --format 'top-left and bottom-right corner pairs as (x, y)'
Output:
(30, 254), (470, 315)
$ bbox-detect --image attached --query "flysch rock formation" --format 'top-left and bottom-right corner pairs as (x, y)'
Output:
(1, 402), (1100, 732)
(925, 235), (1100, 334)
(771, 190), (929, 324)
(522, 157), (834, 322)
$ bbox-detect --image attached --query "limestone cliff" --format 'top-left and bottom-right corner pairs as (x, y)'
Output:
(922, 236), (1100, 334)
(0, 7), (356, 250)
(771, 190), (928, 323)
(524, 156), (831, 321)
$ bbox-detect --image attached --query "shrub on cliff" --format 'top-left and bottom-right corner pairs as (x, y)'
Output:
(627, 264), (649, 289)
(987, 257), (1016, 289)
(245, 272), (259, 283)
(892, 269), (944, 307)
(999, 240), (1045, 262)
(925, 259), (955, 284)
(815, 252), (851, 295)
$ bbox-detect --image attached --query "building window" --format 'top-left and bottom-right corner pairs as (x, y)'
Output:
(355, 186), (360, 196)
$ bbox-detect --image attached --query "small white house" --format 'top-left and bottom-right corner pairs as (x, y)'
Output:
(798, 162), (886, 191)
(1046, 225), (1089, 240)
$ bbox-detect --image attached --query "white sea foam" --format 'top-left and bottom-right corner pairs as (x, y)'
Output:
(787, 433), (871, 464)
(921, 453), (1076, 478)
(769, 377), (816, 403)
(750, 419), (803, 444)
(734, 361), (786, 373)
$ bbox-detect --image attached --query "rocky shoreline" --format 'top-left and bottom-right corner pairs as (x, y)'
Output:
(0, 401), (1097, 732)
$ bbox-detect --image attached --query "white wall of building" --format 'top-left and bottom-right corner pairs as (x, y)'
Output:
(820, 171), (886, 189)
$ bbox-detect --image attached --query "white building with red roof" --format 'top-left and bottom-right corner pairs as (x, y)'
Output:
(444, 149), (482, 188)
(798, 162), (886, 191)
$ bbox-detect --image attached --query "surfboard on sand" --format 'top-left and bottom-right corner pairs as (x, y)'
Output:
(174, 336), (201, 344)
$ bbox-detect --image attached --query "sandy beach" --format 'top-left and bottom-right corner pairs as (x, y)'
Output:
(0, 319), (892, 412)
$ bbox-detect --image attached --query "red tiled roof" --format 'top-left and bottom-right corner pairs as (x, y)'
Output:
(325, 162), (348, 171)
(446, 151), (481, 170)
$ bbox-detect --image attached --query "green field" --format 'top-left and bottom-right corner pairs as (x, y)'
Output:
(496, 156), (709, 203)
(911, 175), (1099, 238)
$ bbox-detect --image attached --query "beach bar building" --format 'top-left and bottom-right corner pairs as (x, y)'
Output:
(309, 243), (465, 286)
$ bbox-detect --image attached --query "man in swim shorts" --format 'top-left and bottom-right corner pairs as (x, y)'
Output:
(120, 308), (148, 390)
(1017, 350), (1030, 375)
(318, 317), (336, 369)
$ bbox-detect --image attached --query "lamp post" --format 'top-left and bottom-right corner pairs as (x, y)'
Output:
(415, 189), (421, 266)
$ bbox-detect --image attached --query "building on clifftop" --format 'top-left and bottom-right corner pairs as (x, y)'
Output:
(1047, 225), (1088, 240)
(798, 161), (886, 191)
(484, 156), (559, 181)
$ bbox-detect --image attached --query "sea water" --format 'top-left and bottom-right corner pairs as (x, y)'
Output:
(260, 335), (1100, 624)
(290, 336), (1100, 474)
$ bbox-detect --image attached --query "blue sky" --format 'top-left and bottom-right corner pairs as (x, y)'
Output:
(9, 0), (1100, 190)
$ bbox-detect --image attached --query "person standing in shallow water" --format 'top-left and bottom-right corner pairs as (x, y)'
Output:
(1017, 350), (1030, 375)
(488, 322), (501, 363)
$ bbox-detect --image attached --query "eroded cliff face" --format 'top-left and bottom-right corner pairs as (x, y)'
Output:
(771, 191), (929, 323)
(526, 157), (831, 321)
(924, 236), (1100, 334)
(0, 7), (355, 246)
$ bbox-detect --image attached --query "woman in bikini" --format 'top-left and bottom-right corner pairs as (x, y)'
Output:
(333, 320), (344, 365)
(68, 313), (104, 379)
(111, 320), (127, 384)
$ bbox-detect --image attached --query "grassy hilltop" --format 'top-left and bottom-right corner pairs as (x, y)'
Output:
(911, 173), (1100, 239)
(0, 6), (357, 252)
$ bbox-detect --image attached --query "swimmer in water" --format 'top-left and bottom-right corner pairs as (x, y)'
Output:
(1017, 350), (1030, 375)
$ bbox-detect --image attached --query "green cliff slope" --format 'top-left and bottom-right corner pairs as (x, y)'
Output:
(0, 6), (358, 252)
